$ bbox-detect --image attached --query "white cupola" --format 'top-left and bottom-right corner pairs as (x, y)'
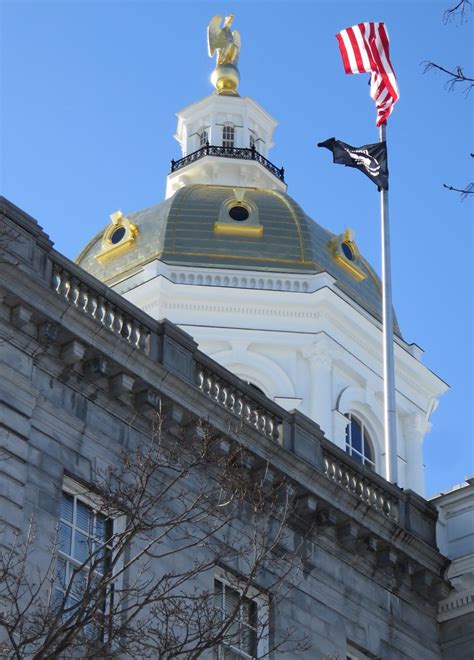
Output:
(165, 94), (287, 198)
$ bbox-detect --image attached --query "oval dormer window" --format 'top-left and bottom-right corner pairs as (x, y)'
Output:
(341, 241), (355, 261)
(229, 206), (250, 222)
(111, 227), (126, 244)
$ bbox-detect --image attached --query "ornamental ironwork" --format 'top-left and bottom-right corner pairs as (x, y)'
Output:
(170, 144), (285, 182)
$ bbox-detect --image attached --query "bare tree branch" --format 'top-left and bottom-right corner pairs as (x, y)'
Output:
(423, 61), (474, 95)
(443, 0), (472, 23)
(0, 409), (311, 658)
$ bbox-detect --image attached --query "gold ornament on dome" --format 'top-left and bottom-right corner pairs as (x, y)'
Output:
(95, 210), (138, 265)
(328, 228), (366, 282)
(207, 14), (241, 96)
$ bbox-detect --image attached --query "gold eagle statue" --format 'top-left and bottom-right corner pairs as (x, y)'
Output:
(207, 15), (241, 66)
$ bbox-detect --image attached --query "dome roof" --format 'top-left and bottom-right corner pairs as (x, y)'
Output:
(76, 185), (399, 335)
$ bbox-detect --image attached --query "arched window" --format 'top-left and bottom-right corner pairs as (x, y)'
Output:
(222, 124), (235, 149)
(199, 129), (208, 147)
(345, 413), (375, 470)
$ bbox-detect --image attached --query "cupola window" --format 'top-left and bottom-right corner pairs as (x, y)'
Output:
(345, 413), (375, 470)
(199, 129), (208, 147)
(222, 124), (235, 149)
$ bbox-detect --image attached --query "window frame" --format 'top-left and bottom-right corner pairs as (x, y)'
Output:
(200, 129), (209, 147)
(56, 477), (121, 641)
(222, 124), (235, 149)
(214, 568), (269, 659)
(344, 413), (376, 470)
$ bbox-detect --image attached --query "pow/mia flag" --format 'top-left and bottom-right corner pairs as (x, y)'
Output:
(318, 137), (388, 190)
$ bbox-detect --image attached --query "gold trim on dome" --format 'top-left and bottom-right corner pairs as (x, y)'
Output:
(214, 223), (264, 237)
(328, 228), (367, 282)
(95, 210), (138, 265)
(333, 254), (366, 282)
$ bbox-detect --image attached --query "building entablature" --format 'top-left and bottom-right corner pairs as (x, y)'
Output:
(0, 197), (451, 608)
(118, 261), (447, 414)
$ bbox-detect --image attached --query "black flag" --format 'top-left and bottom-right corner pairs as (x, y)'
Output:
(318, 137), (388, 190)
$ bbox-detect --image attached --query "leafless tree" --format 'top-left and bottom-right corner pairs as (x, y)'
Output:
(0, 408), (311, 659)
(423, 0), (473, 198)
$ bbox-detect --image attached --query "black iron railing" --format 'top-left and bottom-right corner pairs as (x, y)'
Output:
(170, 144), (285, 182)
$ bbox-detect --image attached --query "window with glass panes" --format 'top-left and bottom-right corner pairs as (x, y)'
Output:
(222, 125), (235, 149)
(56, 490), (113, 627)
(249, 133), (256, 149)
(200, 129), (208, 147)
(345, 414), (375, 470)
(214, 577), (264, 659)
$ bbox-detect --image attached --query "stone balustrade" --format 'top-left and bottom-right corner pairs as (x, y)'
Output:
(51, 262), (152, 354)
(322, 448), (400, 522)
(196, 365), (282, 442)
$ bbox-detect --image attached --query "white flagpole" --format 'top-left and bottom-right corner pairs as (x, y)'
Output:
(379, 122), (398, 484)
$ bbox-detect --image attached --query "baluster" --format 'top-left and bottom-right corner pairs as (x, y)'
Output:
(265, 416), (274, 438)
(112, 309), (124, 336)
(234, 395), (243, 417)
(218, 386), (228, 407)
(58, 269), (71, 300)
(243, 401), (252, 423)
(120, 315), (132, 342)
(271, 417), (281, 443)
(363, 484), (371, 504)
(69, 278), (80, 306)
(104, 303), (115, 330)
(196, 369), (205, 390)
(204, 375), (213, 396)
(95, 296), (106, 324)
(137, 326), (150, 353)
(128, 321), (140, 347)
(85, 290), (97, 318)
(51, 264), (62, 293)
(76, 284), (88, 312)
(211, 379), (220, 401)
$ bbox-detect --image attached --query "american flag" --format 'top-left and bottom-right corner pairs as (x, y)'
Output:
(336, 22), (400, 126)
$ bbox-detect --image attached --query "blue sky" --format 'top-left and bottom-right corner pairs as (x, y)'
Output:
(2, 0), (472, 496)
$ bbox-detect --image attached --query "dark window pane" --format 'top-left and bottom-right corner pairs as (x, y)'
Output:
(363, 431), (374, 462)
(59, 522), (72, 555)
(56, 558), (67, 588)
(342, 241), (355, 261)
(74, 531), (90, 563)
(95, 514), (106, 542)
(229, 206), (249, 222)
(61, 493), (74, 523)
(76, 500), (91, 532)
(111, 227), (126, 244)
(350, 449), (364, 465)
(350, 419), (362, 453)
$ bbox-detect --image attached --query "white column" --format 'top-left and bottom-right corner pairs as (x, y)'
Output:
(403, 413), (431, 495)
(302, 338), (334, 439)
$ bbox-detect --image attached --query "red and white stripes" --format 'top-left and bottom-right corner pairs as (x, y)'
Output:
(336, 22), (400, 126)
